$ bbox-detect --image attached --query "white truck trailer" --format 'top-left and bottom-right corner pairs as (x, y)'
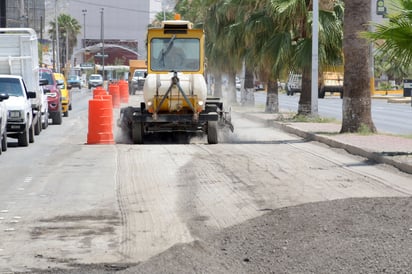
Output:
(0, 28), (47, 142)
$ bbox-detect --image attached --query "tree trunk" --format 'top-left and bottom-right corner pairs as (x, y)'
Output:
(214, 74), (222, 97)
(298, 66), (312, 115)
(241, 66), (255, 107)
(227, 70), (237, 104)
(341, 0), (376, 133)
(265, 79), (279, 113)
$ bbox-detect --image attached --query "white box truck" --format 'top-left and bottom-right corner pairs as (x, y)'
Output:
(0, 28), (48, 144)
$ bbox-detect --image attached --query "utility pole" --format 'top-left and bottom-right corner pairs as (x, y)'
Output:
(100, 8), (104, 80)
(311, 0), (319, 115)
(19, 0), (25, 27)
(55, 0), (60, 73)
(82, 9), (87, 63)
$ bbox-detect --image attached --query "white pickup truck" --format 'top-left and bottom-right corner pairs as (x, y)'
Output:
(0, 28), (47, 140)
(0, 92), (9, 153)
(0, 75), (36, 146)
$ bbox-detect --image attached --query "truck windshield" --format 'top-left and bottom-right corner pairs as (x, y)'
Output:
(0, 78), (23, 96)
(133, 71), (145, 77)
(150, 38), (200, 72)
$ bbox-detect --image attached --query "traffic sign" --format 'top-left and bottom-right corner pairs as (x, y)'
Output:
(80, 63), (94, 68)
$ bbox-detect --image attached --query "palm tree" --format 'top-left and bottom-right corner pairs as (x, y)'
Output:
(250, 0), (344, 114)
(340, 0), (376, 133)
(363, 0), (412, 69)
(203, 0), (247, 103)
(48, 14), (81, 72)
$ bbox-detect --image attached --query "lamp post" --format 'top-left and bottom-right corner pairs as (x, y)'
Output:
(82, 9), (87, 63)
(55, 0), (60, 73)
(100, 8), (105, 80)
(311, 0), (319, 115)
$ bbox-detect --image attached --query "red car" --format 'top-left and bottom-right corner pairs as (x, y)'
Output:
(39, 68), (62, 125)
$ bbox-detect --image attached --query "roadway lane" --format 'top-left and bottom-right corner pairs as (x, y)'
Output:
(252, 92), (412, 135)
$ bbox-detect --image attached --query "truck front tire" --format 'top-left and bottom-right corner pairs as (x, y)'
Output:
(207, 121), (218, 144)
(18, 127), (29, 147)
(132, 122), (144, 144)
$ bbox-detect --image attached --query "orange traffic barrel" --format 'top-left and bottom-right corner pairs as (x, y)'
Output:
(108, 83), (120, 108)
(87, 98), (114, 144)
(118, 80), (129, 104)
(93, 86), (107, 98)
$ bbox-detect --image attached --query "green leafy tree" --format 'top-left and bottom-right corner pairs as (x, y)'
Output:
(364, 0), (412, 69)
(48, 13), (81, 71)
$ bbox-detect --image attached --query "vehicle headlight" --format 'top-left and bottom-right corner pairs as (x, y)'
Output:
(8, 110), (24, 122)
(147, 100), (153, 107)
(9, 110), (23, 119)
(197, 100), (204, 106)
(47, 92), (58, 98)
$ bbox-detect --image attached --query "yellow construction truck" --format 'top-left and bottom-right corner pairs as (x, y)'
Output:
(318, 66), (344, 98)
(118, 16), (233, 144)
(128, 59), (147, 94)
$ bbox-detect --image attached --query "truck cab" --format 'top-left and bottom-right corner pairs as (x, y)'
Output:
(118, 17), (233, 144)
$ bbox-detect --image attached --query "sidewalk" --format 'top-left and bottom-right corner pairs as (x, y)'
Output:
(236, 108), (412, 175)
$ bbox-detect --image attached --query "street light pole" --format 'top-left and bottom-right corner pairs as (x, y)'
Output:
(82, 9), (87, 63)
(100, 8), (104, 80)
(55, 0), (60, 73)
(311, 0), (319, 115)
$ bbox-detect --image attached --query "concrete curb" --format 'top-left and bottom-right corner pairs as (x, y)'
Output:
(239, 112), (412, 175)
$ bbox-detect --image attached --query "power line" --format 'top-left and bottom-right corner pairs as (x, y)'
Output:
(70, 0), (162, 14)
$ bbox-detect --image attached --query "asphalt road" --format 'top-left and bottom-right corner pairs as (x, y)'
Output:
(0, 90), (411, 273)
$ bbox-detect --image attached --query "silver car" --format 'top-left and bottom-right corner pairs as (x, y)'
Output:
(88, 74), (103, 89)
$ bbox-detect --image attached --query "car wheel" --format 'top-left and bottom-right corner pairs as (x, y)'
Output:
(34, 115), (41, 135)
(1, 129), (7, 152)
(42, 112), (49, 129)
(29, 124), (34, 143)
(18, 126), (29, 147)
(53, 111), (63, 125)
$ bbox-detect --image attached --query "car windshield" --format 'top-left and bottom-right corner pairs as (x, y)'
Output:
(150, 37), (200, 72)
(39, 71), (53, 84)
(69, 76), (78, 80)
(90, 75), (102, 80)
(0, 78), (23, 96)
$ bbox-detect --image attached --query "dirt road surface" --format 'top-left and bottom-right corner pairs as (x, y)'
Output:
(0, 92), (411, 273)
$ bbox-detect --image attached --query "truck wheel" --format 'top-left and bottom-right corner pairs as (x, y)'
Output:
(207, 121), (218, 144)
(1, 130), (7, 152)
(318, 88), (325, 99)
(29, 124), (34, 143)
(18, 127), (29, 147)
(132, 122), (144, 144)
